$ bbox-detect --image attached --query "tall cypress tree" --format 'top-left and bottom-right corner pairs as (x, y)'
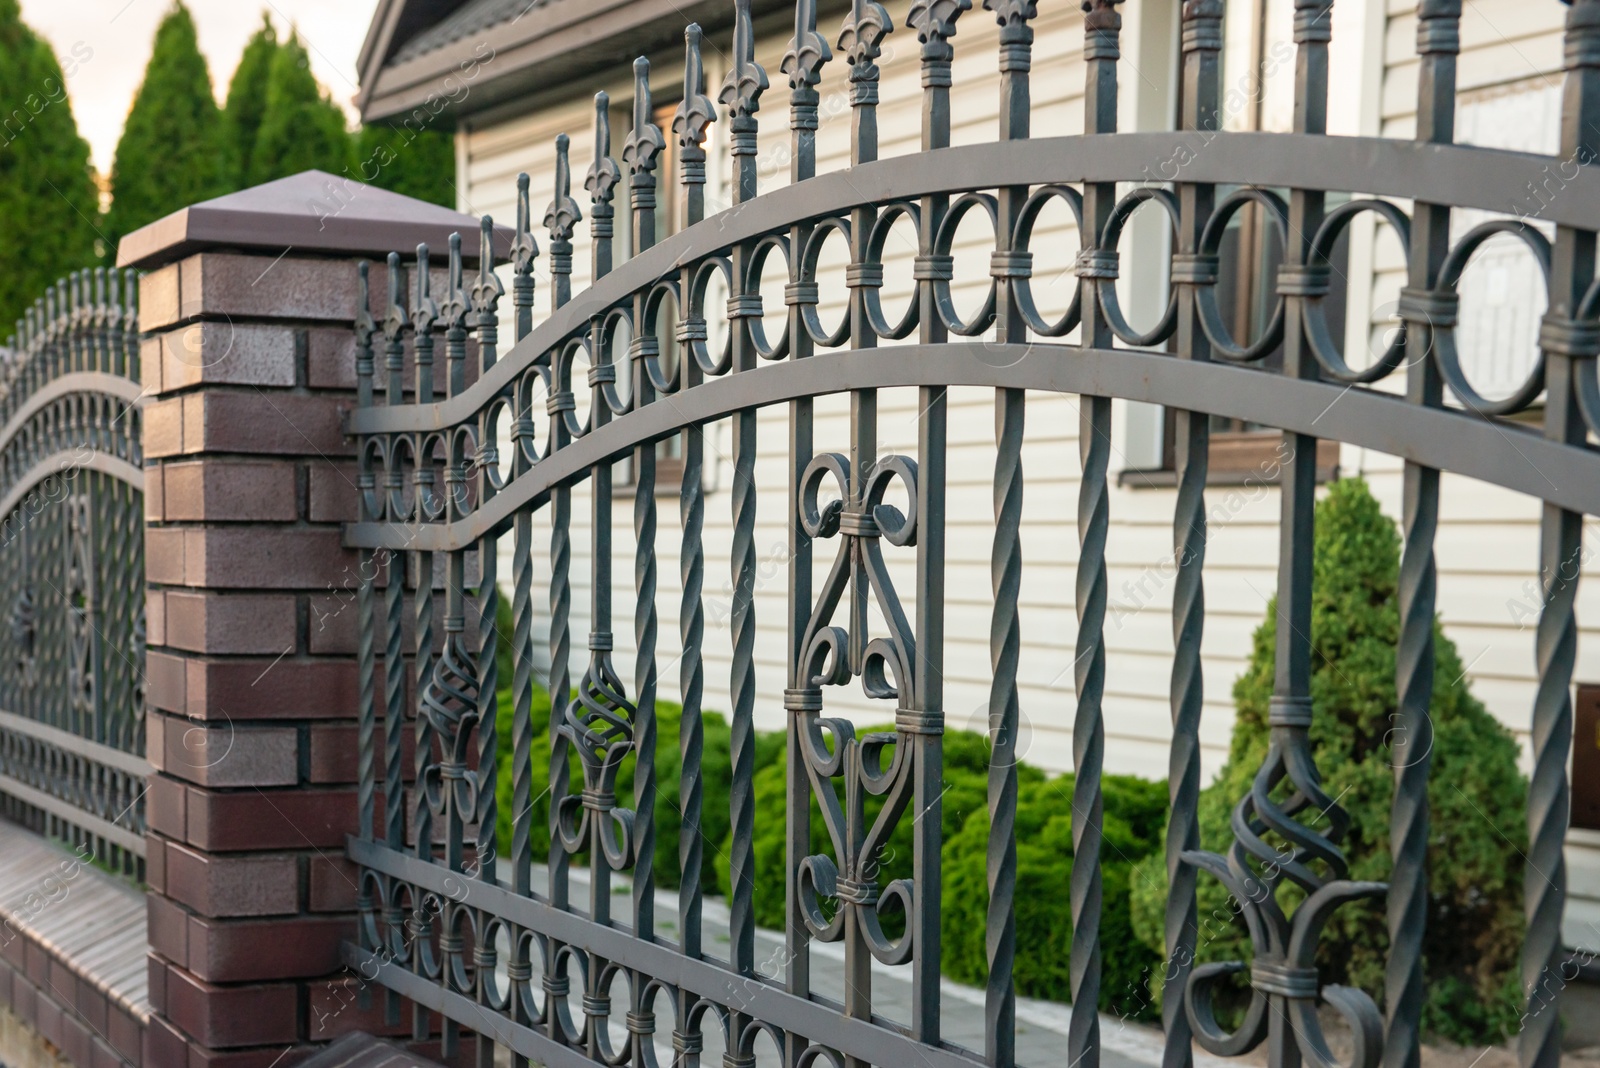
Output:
(355, 124), (455, 207)
(0, 0), (98, 331)
(223, 12), (276, 186)
(249, 31), (355, 186)
(104, 2), (230, 256)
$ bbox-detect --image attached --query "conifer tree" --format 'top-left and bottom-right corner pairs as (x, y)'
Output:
(355, 123), (455, 207)
(248, 31), (355, 186)
(0, 0), (98, 330)
(223, 12), (276, 186)
(104, 2), (230, 255)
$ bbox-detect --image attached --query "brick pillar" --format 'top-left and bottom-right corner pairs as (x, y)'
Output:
(121, 176), (503, 1067)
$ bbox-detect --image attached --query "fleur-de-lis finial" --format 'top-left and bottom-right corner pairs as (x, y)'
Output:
(839, 0), (893, 78)
(412, 243), (439, 337)
(674, 25), (718, 156)
(383, 252), (409, 342)
(719, 0), (769, 118)
(1082, 0), (1124, 55)
(621, 58), (665, 176)
(471, 218), (504, 322)
(544, 134), (582, 242)
(983, 0), (1036, 28)
(585, 93), (622, 206)
(907, 0), (970, 49)
(510, 173), (539, 277)
(441, 232), (468, 333)
(782, 0), (833, 91)
(355, 261), (377, 350)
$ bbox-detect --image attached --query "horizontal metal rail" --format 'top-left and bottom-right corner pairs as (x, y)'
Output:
(343, 341), (1600, 551)
(349, 838), (990, 1068)
(346, 132), (1600, 437)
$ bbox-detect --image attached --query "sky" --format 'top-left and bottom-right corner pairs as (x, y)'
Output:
(20, 0), (383, 174)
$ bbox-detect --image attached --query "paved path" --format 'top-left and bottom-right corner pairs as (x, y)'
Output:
(554, 867), (1223, 1068)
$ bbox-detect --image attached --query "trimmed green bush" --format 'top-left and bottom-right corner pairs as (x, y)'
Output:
(0, 0), (99, 325)
(942, 770), (1165, 1020)
(222, 13), (276, 186)
(742, 726), (1165, 1020)
(1128, 478), (1526, 1045)
(104, 2), (232, 256)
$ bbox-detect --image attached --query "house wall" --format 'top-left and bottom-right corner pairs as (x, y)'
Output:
(454, 0), (1599, 952)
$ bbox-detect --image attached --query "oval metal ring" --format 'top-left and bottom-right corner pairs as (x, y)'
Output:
(1574, 278), (1600, 436)
(1097, 186), (1180, 347)
(933, 192), (999, 337)
(746, 232), (792, 361)
(864, 201), (922, 340)
(1012, 183), (1085, 337)
(555, 335), (592, 439)
(476, 397), (510, 496)
(385, 433), (417, 524)
(357, 436), (387, 521)
(512, 366), (544, 469)
(639, 278), (683, 395)
(1303, 199), (1413, 384)
(799, 217), (853, 349)
(597, 305), (634, 416)
(1196, 187), (1291, 362)
(1433, 218), (1552, 416)
(687, 256), (735, 377)
(447, 423), (479, 520)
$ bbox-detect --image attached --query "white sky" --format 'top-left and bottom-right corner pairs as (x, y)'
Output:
(20, 0), (383, 174)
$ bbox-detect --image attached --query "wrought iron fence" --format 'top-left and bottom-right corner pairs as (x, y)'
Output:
(341, 0), (1600, 1065)
(0, 268), (147, 876)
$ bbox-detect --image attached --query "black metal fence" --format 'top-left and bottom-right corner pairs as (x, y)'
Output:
(0, 268), (147, 876)
(341, 0), (1600, 1065)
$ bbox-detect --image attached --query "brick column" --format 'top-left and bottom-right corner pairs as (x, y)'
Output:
(121, 176), (503, 1068)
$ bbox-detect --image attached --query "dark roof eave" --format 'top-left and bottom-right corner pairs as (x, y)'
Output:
(359, 0), (803, 126)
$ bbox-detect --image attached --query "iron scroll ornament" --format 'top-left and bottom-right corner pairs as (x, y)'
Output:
(1179, 698), (1386, 1068)
(555, 651), (639, 871)
(791, 451), (921, 964)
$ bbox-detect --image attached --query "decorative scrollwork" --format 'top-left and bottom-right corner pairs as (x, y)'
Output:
(419, 632), (483, 829)
(790, 450), (921, 964)
(1180, 701), (1386, 1068)
(555, 647), (638, 870)
(10, 584), (35, 687)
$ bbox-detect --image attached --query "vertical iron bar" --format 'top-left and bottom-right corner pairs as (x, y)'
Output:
(585, 198), (620, 937)
(906, 0), (966, 1042)
(623, 56), (670, 940)
(411, 245), (442, 1048)
(666, 36), (709, 966)
(1521, 3), (1599, 1065)
(547, 151), (577, 924)
(508, 178), (540, 1068)
(983, 1), (1033, 1065)
(1165, 4), (1220, 1066)
(383, 255), (409, 858)
(460, 225), (502, 1068)
(776, 0), (818, 1048)
(723, 0), (764, 1010)
(1385, 2), (1458, 1065)
(356, 262), (378, 845)
(842, 0), (898, 1056)
(1268, 4), (1333, 1066)
(1074, 4), (1122, 1066)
